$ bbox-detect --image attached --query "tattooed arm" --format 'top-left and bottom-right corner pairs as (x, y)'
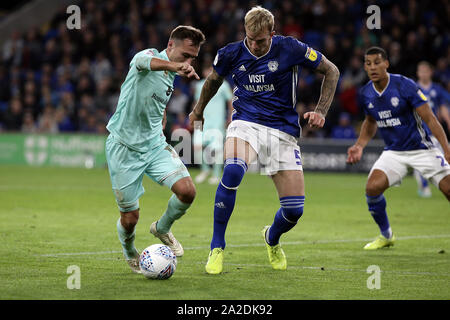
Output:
(303, 55), (340, 128)
(189, 69), (224, 128)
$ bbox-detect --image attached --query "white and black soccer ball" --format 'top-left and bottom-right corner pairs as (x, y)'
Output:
(139, 244), (177, 279)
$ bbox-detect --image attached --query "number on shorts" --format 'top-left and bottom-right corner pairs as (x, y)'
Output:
(436, 155), (448, 167)
(294, 149), (302, 165)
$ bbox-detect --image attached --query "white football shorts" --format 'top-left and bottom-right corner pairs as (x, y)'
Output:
(370, 148), (450, 187)
(226, 120), (303, 175)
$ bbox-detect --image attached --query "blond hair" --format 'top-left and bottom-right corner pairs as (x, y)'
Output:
(244, 6), (274, 33)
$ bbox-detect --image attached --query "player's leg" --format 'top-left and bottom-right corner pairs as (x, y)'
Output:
(205, 136), (257, 274)
(363, 169), (395, 249)
(146, 144), (194, 257)
(208, 131), (224, 185)
(105, 134), (146, 272)
(263, 170), (305, 270)
(438, 175), (450, 201)
(363, 150), (410, 249)
(193, 129), (210, 183)
(413, 169), (432, 198)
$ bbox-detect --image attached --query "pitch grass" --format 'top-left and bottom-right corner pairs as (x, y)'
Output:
(0, 165), (449, 300)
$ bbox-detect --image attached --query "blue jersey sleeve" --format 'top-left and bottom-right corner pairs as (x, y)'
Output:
(436, 84), (448, 107)
(357, 87), (369, 115)
(286, 37), (322, 69)
(401, 76), (428, 108)
(213, 46), (233, 77)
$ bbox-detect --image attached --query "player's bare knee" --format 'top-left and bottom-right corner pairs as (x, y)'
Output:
(120, 209), (139, 230)
(177, 185), (196, 204)
(365, 182), (386, 196)
(438, 176), (450, 200)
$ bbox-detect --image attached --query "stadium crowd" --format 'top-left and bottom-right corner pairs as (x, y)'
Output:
(0, 0), (448, 139)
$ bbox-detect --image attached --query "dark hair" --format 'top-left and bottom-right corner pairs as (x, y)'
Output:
(417, 60), (433, 70)
(365, 46), (388, 60)
(169, 25), (206, 46)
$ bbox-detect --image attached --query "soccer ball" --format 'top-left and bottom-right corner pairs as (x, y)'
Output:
(139, 244), (177, 279)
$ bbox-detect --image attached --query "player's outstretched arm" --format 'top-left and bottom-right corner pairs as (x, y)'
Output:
(150, 58), (199, 79)
(417, 103), (450, 162)
(347, 115), (378, 164)
(189, 69), (224, 128)
(304, 56), (340, 128)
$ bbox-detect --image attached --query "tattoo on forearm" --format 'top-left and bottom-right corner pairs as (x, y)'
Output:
(196, 73), (223, 114)
(314, 58), (340, 117)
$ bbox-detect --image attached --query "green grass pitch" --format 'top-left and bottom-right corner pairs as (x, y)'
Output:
(0, 165), (449, 300)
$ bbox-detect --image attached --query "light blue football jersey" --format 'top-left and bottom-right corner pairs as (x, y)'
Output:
(107, 49), (176, 153)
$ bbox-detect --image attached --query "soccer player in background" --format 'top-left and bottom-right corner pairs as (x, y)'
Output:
(105, 26), (205, 273)
(189, 6), (339, 274)
(193, 65), (233, 185)
(413, 61), (450, 198)
(347, 47), (450, 250)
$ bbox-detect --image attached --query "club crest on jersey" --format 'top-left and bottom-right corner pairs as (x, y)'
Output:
(390, 97), (399, 107)
(267, 61), (278, 72)
(305, 47), (318, 62)
(166, 86), (174, 96)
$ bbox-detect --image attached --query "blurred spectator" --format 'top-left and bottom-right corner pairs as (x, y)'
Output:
(37, 104), (58, 133)
(21, 110), (37, 133)
(330, 112), (357, 139)
(0, 0), (448, 139)
(3, 97), (23, 130)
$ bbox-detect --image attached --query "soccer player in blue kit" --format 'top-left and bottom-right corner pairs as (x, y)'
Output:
(413, 61), (450, 198)
(189, 6), (340, 274)
(347, 47), (450, 250)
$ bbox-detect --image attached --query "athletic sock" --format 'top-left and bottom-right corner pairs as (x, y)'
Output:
(157, 194), (191, 234)
(267, 196), (305, 246)
(366, 194), (392, 239)
(116, 218), (138, 259)
(210, 158), (247, 250)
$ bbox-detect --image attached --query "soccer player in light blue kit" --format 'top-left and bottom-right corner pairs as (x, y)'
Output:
(189, 6), (340, 274)
(413, 61), (450, 198)
(347, 47), (450, 250)
(193, 65), (233, 185)
(106, 26), (205, 273)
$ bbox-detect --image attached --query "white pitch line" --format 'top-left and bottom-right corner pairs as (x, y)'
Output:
(37, 234), (450, 257)
(195, 262), (450, 277)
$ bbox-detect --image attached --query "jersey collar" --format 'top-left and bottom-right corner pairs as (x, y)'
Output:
(243, 37), (273, 60)
(372, 73), (391, 96)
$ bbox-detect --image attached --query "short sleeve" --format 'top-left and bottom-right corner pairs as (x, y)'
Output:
(357, 88), (369, 115)
(286, 37), (322, 69)
(134, 49), (158, 71)
(213, 47), (232, 77)
(436, 85), (448, 107)
(402, 76), (428, 108)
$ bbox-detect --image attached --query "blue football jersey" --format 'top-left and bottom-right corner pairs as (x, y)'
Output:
(359, 73), (432, 151)
(418, 82), (447, 115)
(213, 35), (322, 138)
